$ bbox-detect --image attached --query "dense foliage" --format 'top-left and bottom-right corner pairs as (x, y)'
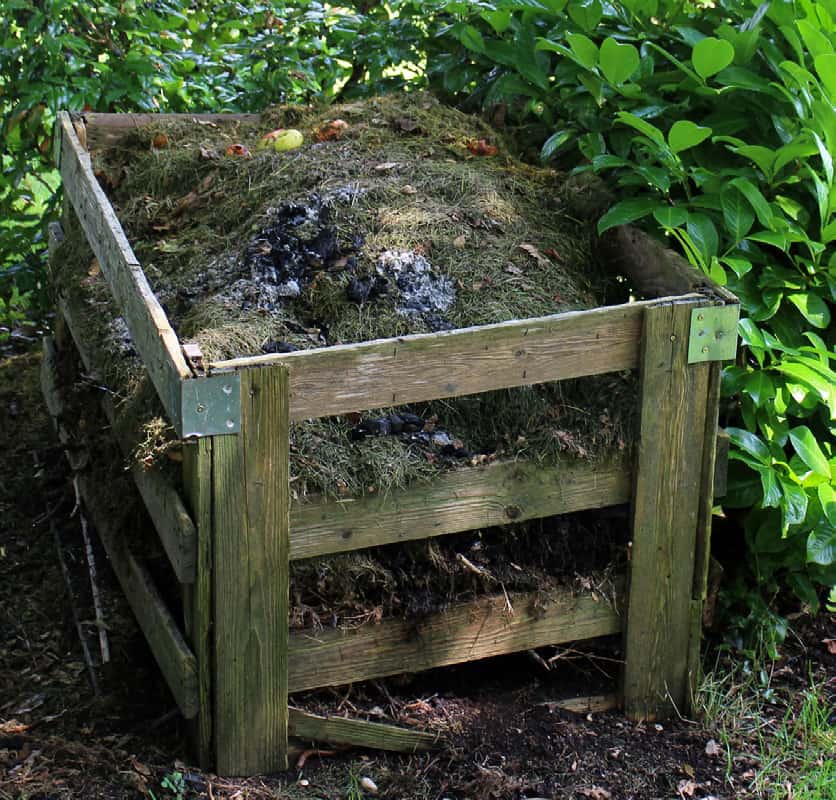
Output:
(2, 0), (833, 644)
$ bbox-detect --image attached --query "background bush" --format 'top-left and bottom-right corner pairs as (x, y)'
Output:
(2, 0), (833, 648)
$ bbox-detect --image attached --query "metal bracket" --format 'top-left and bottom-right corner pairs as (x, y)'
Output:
(180, 373), (241, 437)
(688, 305), (740, 363)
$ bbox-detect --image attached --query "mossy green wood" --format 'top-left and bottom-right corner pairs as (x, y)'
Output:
(290, 455), (631, 560)
(288, 708), (439, 752)
(288, 584), (623, 693)
(211, 365), (290, 775)
(183, 437), (214, 768)
(623, 299), (713, 719)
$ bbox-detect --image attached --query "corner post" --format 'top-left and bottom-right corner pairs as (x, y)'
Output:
(210, 365), (290, 775)
(623, 298), (713, 719)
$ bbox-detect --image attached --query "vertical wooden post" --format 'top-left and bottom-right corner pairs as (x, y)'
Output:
(686, 362), (723, 693)
(183, 437), (214, 768)
(210, 365), (290, 775)
(623, 299), (713, 719)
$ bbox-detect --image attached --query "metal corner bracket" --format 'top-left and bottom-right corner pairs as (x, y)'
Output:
(688, 304), (740, 364)
(180, 372), (241, 437)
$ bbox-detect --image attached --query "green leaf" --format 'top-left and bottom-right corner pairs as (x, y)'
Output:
(807, 520), (836, 566)
(819, 483), (836, 526)
(738, 318), (766, 349)
(722, 187), (755, 241)
(615, 111), (666, 145)
(566, 33), (599, 70)
(653, 206), (689, 228)
(778, 477), (808, 529)
(731, 145), (775, 177)
(668, 120), (712, 153)
(744, 370), (774, 405)
(796, 19), (833, 58)
(729, 177), (775, 228)
(814, 53), (836, 97)
(727, 426), (771, 464)
(599, 37), (639, 85)
(787, 293), (831, 329)
(692, 37), (735, 80)
(568, 0), (603, 33)
(687, 214), (719, 261)
(460, 25), (486, 54)
(789, 426), (832, 478)
(597, 198), (659, 234)
(541, 130), (574, 160)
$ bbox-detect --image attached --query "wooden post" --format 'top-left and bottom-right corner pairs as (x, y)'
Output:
(210, 365), (290, 775)
(623, 299), (713, 719)
(183, 437), (214, 768)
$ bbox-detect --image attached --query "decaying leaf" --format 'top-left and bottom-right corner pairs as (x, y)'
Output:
(224, 143), (252, 158)
(578, 787), (612, 800)
(705, 738), (723, 757)
(468, 139), (499, 156)
(314, 119), (349, 141)
(519, 243), (550, 267)
(374, 161), (400, 171)
(151, 133), (169, 149)
(677, 778), (697, 797)
(824, 638), (836, 654)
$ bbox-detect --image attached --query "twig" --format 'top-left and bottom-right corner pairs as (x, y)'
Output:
(79, 509), (110, 665)
(456, 553), (495, 581)
(52, 521), (100, 696)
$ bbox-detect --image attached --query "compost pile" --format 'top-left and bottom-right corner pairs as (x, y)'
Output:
(54, 93), (636, 630)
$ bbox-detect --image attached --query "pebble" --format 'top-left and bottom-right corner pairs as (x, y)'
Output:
(360, 776), (378, 794)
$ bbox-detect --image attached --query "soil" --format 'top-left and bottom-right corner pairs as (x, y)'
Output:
(2, 346), (834, 800)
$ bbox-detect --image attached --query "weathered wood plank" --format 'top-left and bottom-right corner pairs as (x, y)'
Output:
(41, 335), (200, 719)
(714, 428), (730, 499)
(211, 366), (290, 775)
(211, 302), (654, 420)
(290, 455), (631, 561)
(288, 709), (439, 752)
(687, 362), (723, 697)
(623, 299), (712, 720)
(57, 112), (191, 431)
(288, 585), (623, 693)
(52, 273), (196, 584)
(183, 438), (213, 767)
(83, 112), (260, 150)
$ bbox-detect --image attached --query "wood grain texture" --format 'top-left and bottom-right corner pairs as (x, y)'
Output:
(687, 362), (723, 696)
(57, 112), (190, 430)
(288, 709), (439, 752)
(83, 112), (260, 150)
(288, 584), (623, 693)
(183, 438), (213, 767)
(41, 335), (199, 719)
(714, 428), (730, 499)
(623, 299), (712, 720)
(290, 456), (631, 561)
(211, 302), (647, 420)
(211, 366), (290, 775)
(53, 281), (196, 584)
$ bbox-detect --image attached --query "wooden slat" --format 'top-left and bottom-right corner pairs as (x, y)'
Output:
(82, 112), (260, 150)
(290, 455), (631, 561)
(288, 585), (623, 693)
(212, 302), (654, 420)
(52, 281), (196, 584)
(288, 709), (439, 752)
(183, 438), (213, 767)
(623, 299), (713, 720)
(687, 362), (723, 697)
(211, 366), (290, 775)
(57, 112), (191, 431)
(714, 428), (730, 499)
(40, 339), (199, 718)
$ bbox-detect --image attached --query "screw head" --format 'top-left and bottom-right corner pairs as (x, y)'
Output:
(702, 346), (709, 354)
(196, 403), (206, 413)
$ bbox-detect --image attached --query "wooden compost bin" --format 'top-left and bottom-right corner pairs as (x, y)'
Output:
(42, 110), (739, 777)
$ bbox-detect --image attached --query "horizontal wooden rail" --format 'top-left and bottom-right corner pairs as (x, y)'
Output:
(290, 455), (631, 561)
(40, 340), (199, 718)
(288, 709), (439, 752)
(288, 583), (623, 692)
(212, 303), (647, 421)
(57, 112), (191, 432)
(82, 112), (261, 150)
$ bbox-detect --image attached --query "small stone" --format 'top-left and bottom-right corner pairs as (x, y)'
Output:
(360, 776), (378, 794)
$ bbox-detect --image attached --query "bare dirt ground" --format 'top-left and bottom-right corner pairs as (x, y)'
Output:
(1, 348), (833, 800)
